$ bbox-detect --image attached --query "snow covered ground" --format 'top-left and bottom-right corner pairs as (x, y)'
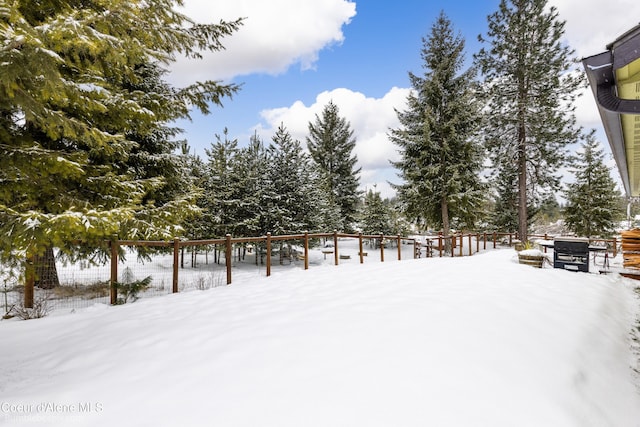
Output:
(0, 248), (639, 427)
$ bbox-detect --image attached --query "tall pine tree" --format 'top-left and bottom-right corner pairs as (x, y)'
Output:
(203, 129), (241, 238)
(0, 1), (242, 290)
(390, 12), (485, 237)
(234, 133), (271, 237)
(563, 132), (622, 238)
(267, 124), (323, 235)
(306, 101), (361, 232)
(475, 0), (583, 241)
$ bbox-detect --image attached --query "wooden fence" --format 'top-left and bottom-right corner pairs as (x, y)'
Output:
(106, 231), (525, 305)
(110, 231), (421, 305)
(21, 231), (618, 308)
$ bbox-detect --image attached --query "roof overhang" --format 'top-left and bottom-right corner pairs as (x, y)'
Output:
(582, 23), (640, 197)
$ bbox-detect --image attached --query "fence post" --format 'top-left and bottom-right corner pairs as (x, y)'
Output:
(613, 237), (617, 258)
(493, 232), (497, 249)
(333, 230), (339, 265)
(226, 234), (233, 284)
(438, 235), (443, 257)
(359, 232), (364, 264)
(24, 254), (35, 309)
(468, 234), (473, 256)
(451, 236), (455, 258)
(397, 234), (402, 260)
(266, 233), (272, 277)
(459, 234), (463, 257)
(509, 233), (513, 246)
(173, 238), (180, 293)
(304, 231), (309, 270)
(483, 232), (487, 250)
(380, 234), (385, 262)
(110, 239), (118, 305)
(476, 233), (480, 254)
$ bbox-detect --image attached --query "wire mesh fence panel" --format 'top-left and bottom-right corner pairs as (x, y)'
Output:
(116, 248), (174, 302)
(2, 250), (111, 317)
(1, 264), (23, 319)
(176, 245), (229, 292)
(49, 256), (111, 311)
(2, 232), (531, 320)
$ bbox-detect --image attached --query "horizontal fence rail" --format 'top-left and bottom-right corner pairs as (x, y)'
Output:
(15, 232), (618, 309)
(109, 231), (422, 305)
(106, 231), (525, 305)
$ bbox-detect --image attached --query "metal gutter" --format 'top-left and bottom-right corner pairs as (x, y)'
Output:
(582, 23), (640, 197)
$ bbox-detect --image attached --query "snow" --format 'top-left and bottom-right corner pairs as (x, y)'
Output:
(518, 248), (544, 257)
(1, 249), (639, 427)
(21, 217), (40, 230)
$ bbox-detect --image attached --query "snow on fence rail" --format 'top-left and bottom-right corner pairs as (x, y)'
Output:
(11, 231), (618, 311)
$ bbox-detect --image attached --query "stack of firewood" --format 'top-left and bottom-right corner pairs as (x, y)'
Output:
(621, 229), (640, 269)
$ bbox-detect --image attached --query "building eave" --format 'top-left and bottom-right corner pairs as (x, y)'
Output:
(582, 23), (640, 197)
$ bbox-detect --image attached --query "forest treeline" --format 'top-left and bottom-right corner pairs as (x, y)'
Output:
(0, 0), (628, 283)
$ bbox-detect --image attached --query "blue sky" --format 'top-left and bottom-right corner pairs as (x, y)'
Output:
(170, 0), (640, 198)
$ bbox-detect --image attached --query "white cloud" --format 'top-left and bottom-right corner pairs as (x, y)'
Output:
(549, 0), (640, 59)
(550, 0), (639, 190)
(173, 0), (639, 200)
(541, 1), (640, 134)
(170, 0), (356, 84)
(257, 87), (411, 199)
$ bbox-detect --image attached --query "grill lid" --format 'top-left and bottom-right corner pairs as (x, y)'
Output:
(553, 237), (589, 253)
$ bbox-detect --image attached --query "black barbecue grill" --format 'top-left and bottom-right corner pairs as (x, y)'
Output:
(553, 238), (590, 272)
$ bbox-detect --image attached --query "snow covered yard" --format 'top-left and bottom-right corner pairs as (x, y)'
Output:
(0, 249), (639, 427)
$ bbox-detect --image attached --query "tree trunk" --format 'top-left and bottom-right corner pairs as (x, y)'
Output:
(34, 247), (60, 289)
(441, 196), (452, 253)
(517, 126), (528, 243)
(517, 69), (528, 243)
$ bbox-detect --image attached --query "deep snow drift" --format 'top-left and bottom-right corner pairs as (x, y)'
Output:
(0, 249), (639, 427)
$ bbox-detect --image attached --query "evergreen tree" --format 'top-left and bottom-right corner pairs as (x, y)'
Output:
(386, 198), (412, 236)
(390, 12), (485, 237)
(0, 1), (242, 286)
(536, 193), (562, 226)
(563, 132), (622, 238)
(118, 63), (196, 210)
(182, 144), (209, 241)
(267, 124), (323, 235)
(359, 187), (393, 236)
(316, 190), (344, 233)
(490, 163), (519, 232)
(475, 0), (583, 241)
(203, 129), (240, 237)
(234, 133), (271, 237)
(306, 101), (361, 232)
